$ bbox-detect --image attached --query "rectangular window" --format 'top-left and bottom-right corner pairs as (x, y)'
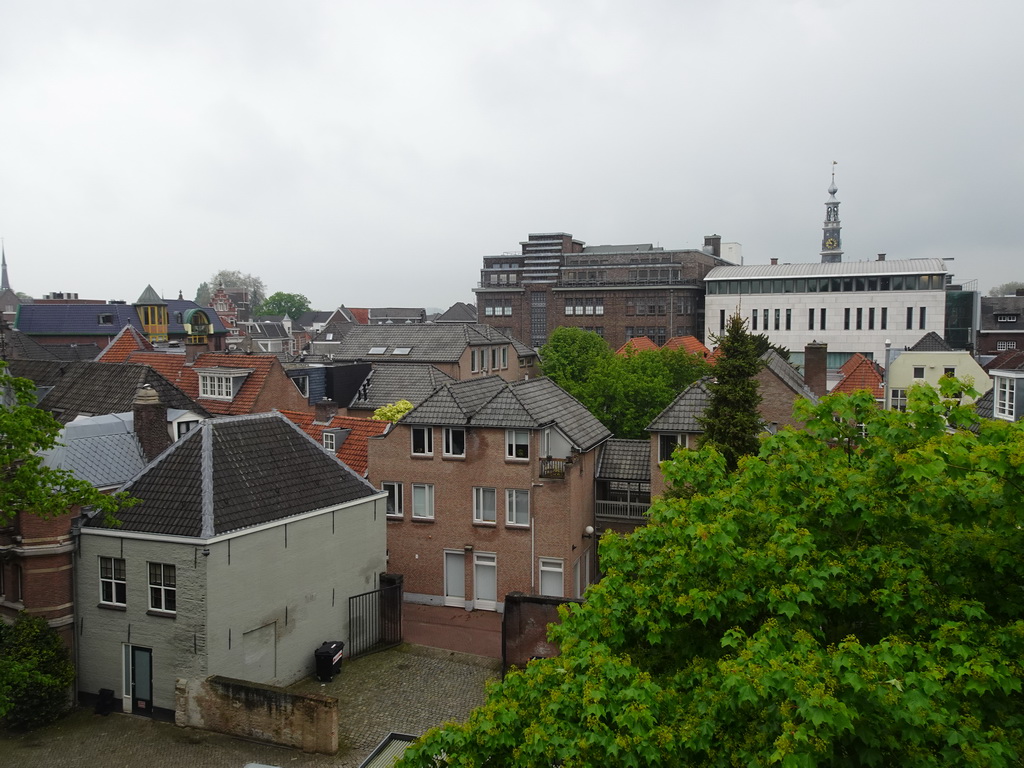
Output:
(719, 309), (726, 331)
(148, 563), (176, 613)
(996, 340), (1017, 351)
(996, 315), (1019, 323)
(471, 350), (480, 372)
(501, 346), (508, 368)
(443, 427), (466, 457)
(868, 307), (875, 330)
(995, 378), (1016, 420)
(844, 308), (851, 330)
(752, 310), (758, 331)
(659, 434), (681, 462)
(323, 432), (336, 451)
(891, 388), (908, 412)
(506, 429), (530, 460)
(473, 487), (496, 524)
(907, 306), (914, 330)
(774, 309), (780, 331)
(412, 484), (435, 519)
(763, 309), (769, 330)
(913, 366), (925, 379)
(539, 558), (564, 597)
(856, 307), (863, 330)
(199, 374), (235, 400)
(808, 308), (814, 331)
(411, 427), (433, 456)
(919, 306), (927, 329)
(820, 308), (827, 329)
(506, 489), (530, 527)
(383, 481), (403, 517)
(785, 308), (792, 331)
(881, 307), (887, 330)
(100, 556), (127, 606)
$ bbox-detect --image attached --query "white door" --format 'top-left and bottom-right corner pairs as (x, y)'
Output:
(474, 552), (497, 611)
(444, 550), (465, 607)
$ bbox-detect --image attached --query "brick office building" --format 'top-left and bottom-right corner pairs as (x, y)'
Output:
(473, 232), (736, 350)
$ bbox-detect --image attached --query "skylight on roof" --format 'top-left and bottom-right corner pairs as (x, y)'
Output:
(368, 346), (388, 354)
(392, 347), (412, 355)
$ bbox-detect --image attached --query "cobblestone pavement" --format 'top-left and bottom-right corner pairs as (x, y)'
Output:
(0, 645), (500, 768)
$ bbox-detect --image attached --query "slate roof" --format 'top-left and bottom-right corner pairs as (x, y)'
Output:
(278, 410), (389, 476)
(615, 337), (659, 355)
(402, 376), (611, 452)
(296, 310), (334, 328)
(647, 378), (712, 432)
(984, 349), (1024, 372)
(328, 324), (537, 364)
(832, 354), (885, 397)
(973, 388), (994, 419)
(909, 331), (953, 352)
(89, 412), (379, 538)
(7, 360), (210, 424)
(40, 413), (146, 488)
(15, 298), (228, 337)
(40, 343), (103, 361)
(0, 326), (62, 360)
(979, 296), (1024, 332)
(434, 302), (478, 323)
(663, 336), (711, 357)
(761, 349), (817, 400)
(596, 439), (651, 482)
(346, 364), (457, 411)
(95, 324), (155, 363)
(241, 320), (291, 340)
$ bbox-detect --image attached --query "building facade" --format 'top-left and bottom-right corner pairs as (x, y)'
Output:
(474, 232), (735, 350)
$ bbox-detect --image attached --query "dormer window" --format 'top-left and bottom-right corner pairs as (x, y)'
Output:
(323, 431), (336, 451)
(98, 313), (114, 325)
(196, 368), (252, 400)
(996, 315), (1019, 323)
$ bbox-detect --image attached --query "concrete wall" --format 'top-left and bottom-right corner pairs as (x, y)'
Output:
(502, 592), (578, 672)
(176, 675), (338, 754)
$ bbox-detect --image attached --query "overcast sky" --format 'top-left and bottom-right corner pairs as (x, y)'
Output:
(2, 1), (1021, 312)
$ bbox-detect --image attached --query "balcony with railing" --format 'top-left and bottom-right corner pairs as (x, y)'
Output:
(595, 499), (650, 522)
(539, 457), (568, 479)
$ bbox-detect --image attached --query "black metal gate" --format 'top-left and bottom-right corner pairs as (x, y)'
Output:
(347, 580), (403, 659)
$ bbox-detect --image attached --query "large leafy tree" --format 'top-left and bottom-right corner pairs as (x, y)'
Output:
(0, 614), (76, 729)
(699, 312), (765, 470)
(256, 291), (312, 319)
(196, 270), (267, 308)
(988, 281), (1024, 297)
(399, 384), (1024, 767)
(540, 328), (711, 439)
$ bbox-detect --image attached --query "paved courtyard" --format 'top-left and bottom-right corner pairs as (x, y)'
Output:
(0, 644), (500, 768)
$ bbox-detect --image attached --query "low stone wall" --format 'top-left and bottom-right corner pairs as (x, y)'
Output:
(175, 676), (339, 754)
(502, 592), (581, 673)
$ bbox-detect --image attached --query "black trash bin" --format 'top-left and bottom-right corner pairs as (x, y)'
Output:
(314, 640), (344, 683)
(95, 688), (115, 716)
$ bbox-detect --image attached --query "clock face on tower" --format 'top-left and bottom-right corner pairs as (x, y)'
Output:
(824, 237), (838, 250)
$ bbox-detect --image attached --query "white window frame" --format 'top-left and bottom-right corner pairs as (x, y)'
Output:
(995, 377), (1016, 420)
(996, 340), (1017, 351)
(539, 558), (564, 597)
(506, 489), (530, 527)
(292, 375), (309, 398)
(506, 429), (530, 460)
(473, 487), (497, 524)
(501, 346), (508, 368)
(323, 432), (336, 451)
(891, 388), (908, 412)
(383, 481), (403, 517)
(199, 373), (235, 400)
(148, 562), (176, 614)
(659, 433), (683, 462)
(412, 484), (435, 519)
(411, 426), (433, 456)
(100, 556), (127, 606)
(996, 315), (1019, 323)
(443, 427), (466, 458)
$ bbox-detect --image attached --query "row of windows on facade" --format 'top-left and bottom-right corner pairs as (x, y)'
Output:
(707, 273), (947, 296)
(381, 482), (532, 526)
(470, 346), (510, 372)
(410, 427), (532, 460)
(722, 306), (930, 333)
(98, 557), (176, 613)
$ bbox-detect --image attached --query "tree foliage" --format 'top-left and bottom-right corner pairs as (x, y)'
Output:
(539, 328), (711, 439)
(699, 313), (765, 470)
(372, 399), (414, 422)
(1, 363), (131, 526)
(256, 291), (312, 319)
(988, 281), (1024, 297)
(198, 270), (267, 308)
(399, 384), (1024, 767)
(0, 614), (76, 729)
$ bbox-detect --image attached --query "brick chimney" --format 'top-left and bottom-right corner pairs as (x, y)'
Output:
(803, 342), (828, 397)
(314, 398), (339, 425)
(770, 257), (779, 266)
(877, 253), (886, 261)
(703, 234), (722, 258)
(133, 385), (172, 461)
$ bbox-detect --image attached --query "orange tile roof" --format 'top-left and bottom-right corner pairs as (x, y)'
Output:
(663, 335), (710, 357)
(832, 355), (884, 397)
(278, 410), (389, 476)
(348, 307), (370, 324)
(839, 352), (872, 377)
(96, 325), (154, 363)
(123, 351), (188, 382)
(615, 336), (660, 355)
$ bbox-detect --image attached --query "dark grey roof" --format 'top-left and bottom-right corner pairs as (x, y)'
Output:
(435, 302), (478, 323)
(909, 331), (953, 352)
(973, 388), (994, 419)
(403, 376), (611, 452)
(346, 364), (456, 410)
(8, 360), (210, 424)
(135, 285), (165, 305)
(647, 378), (711, 432)
(91, 412), (379, 537)
(40, 413), (146, 488)
(979, 296), (1024, 332)
(326, 324), (536, 364)
(985, 349), (1024, 372)
(0, 327), (62, 360)
(761, 349), (817, 400)
(596, 439), (650, 482)
(241, 320), (290, 340)
(15, 299), (227, 337)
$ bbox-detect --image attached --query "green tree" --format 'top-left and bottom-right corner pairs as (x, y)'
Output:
(193, 281), (211, 307)
(539, 327), (614, 394)
(256, 291), (312, 319)
(372, 399), (414, 422)
(0, 614), (76, 730)
(699, 313), (764, 470)
(988, 281), (1024, 297)
(399, 385), (1024, 767)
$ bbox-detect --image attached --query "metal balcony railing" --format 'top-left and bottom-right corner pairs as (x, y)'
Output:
(595, 500), (651, 521)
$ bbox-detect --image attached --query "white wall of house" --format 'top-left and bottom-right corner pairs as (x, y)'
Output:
(888, 351), (992, 403)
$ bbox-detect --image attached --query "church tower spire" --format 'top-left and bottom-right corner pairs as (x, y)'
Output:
(1, 241), (9, 292)
(821, 162), (843, 264)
